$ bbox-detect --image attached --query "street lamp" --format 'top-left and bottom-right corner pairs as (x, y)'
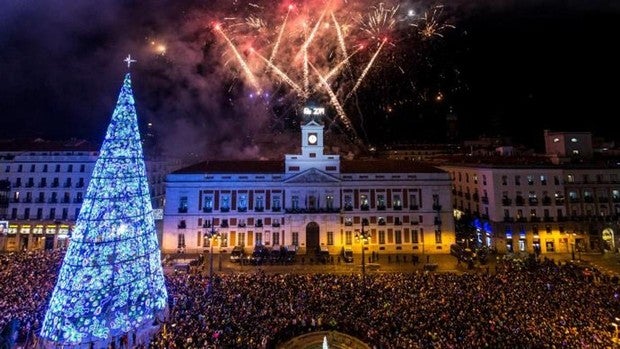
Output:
(204, 219), (220, 294)
(355, 218), (370, 283)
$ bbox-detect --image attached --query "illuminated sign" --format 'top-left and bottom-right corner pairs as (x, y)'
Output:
(303, 106), (325, 116)
(0, 221), (7, 235)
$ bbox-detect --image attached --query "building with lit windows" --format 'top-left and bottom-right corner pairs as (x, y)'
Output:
(162, 109), (456, 256)
(0, 139), (170, 251)
(440, 158), (620, 255)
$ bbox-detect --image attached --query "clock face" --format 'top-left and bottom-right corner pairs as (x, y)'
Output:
(308, 134), (318, 145)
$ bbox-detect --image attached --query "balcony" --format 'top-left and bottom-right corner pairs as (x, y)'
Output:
(63, 183), (71, 188)
(178, 207), (188, 213)
(432, 204), (442, 211)
(36, 198), (45, 203)
(528, 198), (538, 206)
(543, 216), (554, 222)
(24, 198), (32, 203)
(542, 197), (552, 206)
(464, 193), (471, 200)
(220, 207), (230, 212)
(555, 198), (565, 205)
(254, 207), (264, 212)
(502, 198), (512, 206)
(51, 182), (59, 188)
(237, 207), (247, 212)
(409, 205), (419, 210)
(597, 197), (609, 203)
(481, 196), (489, 204)
(530, 216), (541, 223)
(515, 197), (525, 206)
(583, 197), (594, 203)
(271, 207), (281, 212)
(48, 198), (58, 204)
(38, 183), (47, 188)
(503, 216), (514, 222)
(343, 204), (353, 211)
(377, 205), (386, 211)
(26, 183), (34, 188)
(393, 205), (403, 211)
(394, 219), (402, 226)
(220, 221), (229, 228)
(360, 204), (370, 211)
(472, 193), (479, 202)
(73, 198), (83, 204)
(434, 218), (442, 226)
(202, 207), (212, 213)
(61, 198), (70, 203)
(272, 222), (280, 227)
(255, 221), (263, 227)
(177, 222), (187, 229)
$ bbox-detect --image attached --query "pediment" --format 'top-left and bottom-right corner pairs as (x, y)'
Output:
(285, 168), (340, 183)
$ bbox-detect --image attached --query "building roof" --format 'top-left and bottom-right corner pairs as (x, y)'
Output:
(172, 159), (445, 174)
(0, 139), (98, 152)
(172, 160), (284, 174)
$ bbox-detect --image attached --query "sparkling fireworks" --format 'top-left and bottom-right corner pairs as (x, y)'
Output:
(210, 1), (455, 144)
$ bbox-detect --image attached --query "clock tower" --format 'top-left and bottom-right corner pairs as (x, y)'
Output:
(284, 105), (340, 174)
(301, 106), (325, 156)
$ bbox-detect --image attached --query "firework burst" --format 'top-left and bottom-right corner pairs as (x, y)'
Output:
(209, 0), (455, 146)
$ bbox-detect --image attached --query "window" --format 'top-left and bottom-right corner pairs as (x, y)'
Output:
(232, 232), (243, 246)
(238, 194), (247, 211)
(344, 217), (353, 226)
(395, 230), (402, 244)
(408, 193), (417, 209)
(43, 164), (48, 172)
(30, 164), (35, 172)
(18, 165), (22, 172)
(221, 195), (230, 211)
(203, 196), (213, 212)
(566, 174), (575, 183)
(24, 208), (30, 219)
(360, 194), (369, 210)
(272, 195), (281, 211)
(177, 234), (186, 249)
(326, 194), (334, 210)
(37, 208), (43, 219)
(292, 232), (299, 246)
(515, 175), (521, 186)
(378, 230), (386, 244)
(345, 231), (353, 245)
(527, 176), (534, 185)
(272, 232), (280, 246)
(178, 196), (188, 213)
(393, 194), (402, 209)
(327, 231), (334, 245)
(473, 174), (478, 184)
(67, 164), (73, 173)
(501, 175), (507, 185)
(255, 195), (264, 211)
(344, 195), (353, 210)
(540, 175), (547, 185)
(5, 165), (9, 173)
(377, 194), (386, 209)
(80, 164), (85, 172)
(411, 229), (418, 243)
(292, 195), (300, 209)
(55, 164), (60, 172)
(482, 175), (487, 185)
(255, 232), (263, 246)
(49, 208), (56, 220)
(62, 208), (68, 220)
(435, 229), (442, 244)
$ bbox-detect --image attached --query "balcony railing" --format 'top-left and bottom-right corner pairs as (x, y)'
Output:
(409, 205), (419, 210)
(178, 207), (188, 213)
(502, 198), (512, 206)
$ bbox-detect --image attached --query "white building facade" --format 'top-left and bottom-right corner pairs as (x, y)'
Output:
(163, 117), (456, 256)
(440, 162), (620, 254)
(0, 139), (170, 251)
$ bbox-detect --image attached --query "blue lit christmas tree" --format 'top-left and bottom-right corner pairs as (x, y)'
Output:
(40, 72), (168, 347)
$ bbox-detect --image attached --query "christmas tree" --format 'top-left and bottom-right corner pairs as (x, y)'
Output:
(40, 72), (168, 346)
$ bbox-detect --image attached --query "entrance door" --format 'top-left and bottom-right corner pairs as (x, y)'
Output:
(306, 222), (320, 254)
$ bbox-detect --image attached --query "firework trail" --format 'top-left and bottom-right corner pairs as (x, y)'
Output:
(345, 38), (387, 102)
(208, 1), (455, 146)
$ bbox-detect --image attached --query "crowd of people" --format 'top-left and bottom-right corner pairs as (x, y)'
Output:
(1, 249), (619, 348)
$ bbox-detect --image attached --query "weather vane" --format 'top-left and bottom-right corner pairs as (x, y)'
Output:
(124, 54), (137, 68)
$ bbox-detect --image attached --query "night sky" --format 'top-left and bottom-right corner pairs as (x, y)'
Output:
(1, 0), (619, 159)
